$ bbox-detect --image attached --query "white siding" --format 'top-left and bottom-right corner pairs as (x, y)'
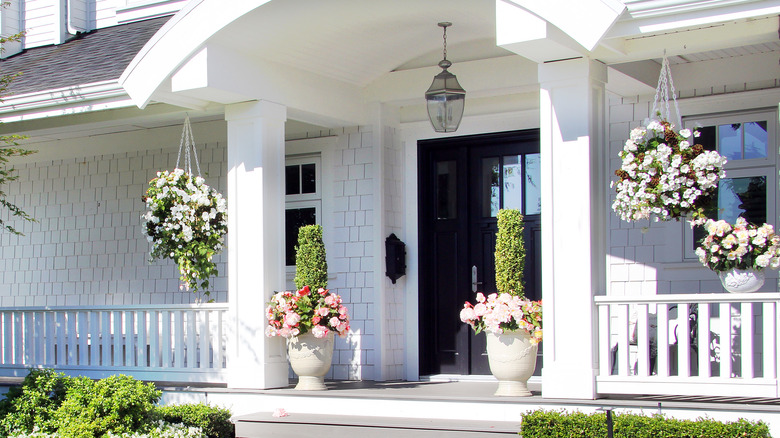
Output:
(67, 0), (90, 33)
(23, 0), (60, 48)
(0, 0), (23, 58)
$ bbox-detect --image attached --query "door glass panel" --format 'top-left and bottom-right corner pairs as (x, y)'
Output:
(435, 161), (457, 220)
(285, 207), (317, 266)
(502, 155), (523, 212)
(481, 157), (500, 217)
(744, 121), (768, 159)
(718, 123), (743, 160)
(285, 165), (300, 195)
(525, 153), (541, 215)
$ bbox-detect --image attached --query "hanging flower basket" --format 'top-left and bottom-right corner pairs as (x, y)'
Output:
(142, 117), (228, 296)
(612, 119), (726, 223)
(611, 55), (726, 224)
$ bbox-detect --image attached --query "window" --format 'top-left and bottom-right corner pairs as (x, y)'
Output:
(683, 110), (777, 259)
(285, 155), (321, 267)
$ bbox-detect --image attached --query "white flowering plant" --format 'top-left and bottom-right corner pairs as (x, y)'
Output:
(142, 169), (227, 295)
(265, 286), (350, 339)
(695, 217), (780, 272)
(612, 118), (727, 224)
(460, 292), (542, 345)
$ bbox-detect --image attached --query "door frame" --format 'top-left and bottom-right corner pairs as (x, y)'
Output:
(416, 129), (541, 376)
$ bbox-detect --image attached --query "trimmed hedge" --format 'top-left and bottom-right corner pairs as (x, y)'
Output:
(520, 409), (771, 438)
(495, 209), (525, 297)
(156, 403), (233, 438)
(294, 224), (328, 291)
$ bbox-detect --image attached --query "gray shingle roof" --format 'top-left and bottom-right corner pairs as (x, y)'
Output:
(0, 16), (170, 97)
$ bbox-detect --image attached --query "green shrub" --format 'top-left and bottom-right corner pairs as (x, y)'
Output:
(0, 369), (70, 435)
(495, 209), (525, 297)
(52, 374), (161, 438)
(294, 224), (328, 291)
(155, 403), (233, 438)
(519, 409), (771, 438)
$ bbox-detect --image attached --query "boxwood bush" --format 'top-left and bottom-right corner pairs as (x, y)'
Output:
(0, 370), (234, 438)
(520, 409), (771, 438)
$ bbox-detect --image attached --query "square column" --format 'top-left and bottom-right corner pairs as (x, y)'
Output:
(225, 100), (288, 389)
(539, 58), (607, 399)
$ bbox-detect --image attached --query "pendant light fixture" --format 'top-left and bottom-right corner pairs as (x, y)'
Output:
(425, 22), (466, 133)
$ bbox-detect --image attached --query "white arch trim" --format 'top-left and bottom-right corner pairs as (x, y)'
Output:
(505, 0), (625, 51)
(119, 0), (272, 108)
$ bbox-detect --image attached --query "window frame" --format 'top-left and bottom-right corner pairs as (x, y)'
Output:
(285, 154), (322, 269)
(681, 109), (778, 260)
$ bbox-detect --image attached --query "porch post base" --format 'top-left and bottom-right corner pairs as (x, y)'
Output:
(542, 365), (597, 399)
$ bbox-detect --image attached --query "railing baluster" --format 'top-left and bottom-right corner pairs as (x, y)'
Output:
(186, 311), (197, 368)
(3, 312), (12, 365)
(742, 302), (754, 379)
(34, 312), (44, 365)
(720, 302), (732, 378)
(23, 312), (33, 365)
(78, 311), (89, 366)
(598, 302), (610, 376)
(44, 312), (55, 365)
(699, 303), (711, 378)
(216, 310), (224, 369)
(763, 302), (776, 379)
(67, 311), (78, 366)
(113, 311), (123, 366)
(162, 311), (171, 367)
(14, 312), (24, 365)
(174, 311), (184, 368)
(137, 311), (147, 367)
(617, 304), (629, 376)
(678, 303), (690, 377)
(637, 304), (649, 377)
(199, 310), (209, 369)
(657, 303), (669, 377)
(55, 312), (66, 365)
(90, 311), (100, 366)
(101, 311), (111, 366)
(125, 311), (135, 367)
(149, 311), (159, 367)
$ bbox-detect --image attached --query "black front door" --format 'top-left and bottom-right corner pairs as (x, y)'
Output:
(418, 130), (541, 376)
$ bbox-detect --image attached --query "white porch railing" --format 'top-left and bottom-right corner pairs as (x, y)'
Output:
(0, 304), (228, 383)
(595, 293), (780, 398)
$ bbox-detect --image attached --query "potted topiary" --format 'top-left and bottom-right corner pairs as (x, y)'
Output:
(461, 209), (542, 396)
(265, 225), (350, 390)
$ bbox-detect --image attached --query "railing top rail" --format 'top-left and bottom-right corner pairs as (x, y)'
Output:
(594, 292), (780, 305)
(0, 303), (229, 312)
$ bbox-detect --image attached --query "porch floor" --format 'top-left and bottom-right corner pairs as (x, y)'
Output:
(154, 379), (780, 437)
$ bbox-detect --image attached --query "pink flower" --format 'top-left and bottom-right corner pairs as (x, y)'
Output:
(316, 307), (329, 317)
(312, 325), (329, 338)
(283, 312), (301, 327)
(329, 317), (340, 327)
(272, 408), (288, 418)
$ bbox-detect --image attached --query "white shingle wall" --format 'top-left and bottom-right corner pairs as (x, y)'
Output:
(327, 127), (375, 381)
(381, 125), (405, 380)
(0, 143), (228, 307)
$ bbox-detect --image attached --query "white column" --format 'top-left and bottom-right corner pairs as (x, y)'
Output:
(225, 100), (288, 389)
(539, 58), (607, 399)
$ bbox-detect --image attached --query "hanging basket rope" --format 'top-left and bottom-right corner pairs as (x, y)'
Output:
(142, 116), (228, 298)
(651, 54), (682, 127)
(175, 115), (202, 177)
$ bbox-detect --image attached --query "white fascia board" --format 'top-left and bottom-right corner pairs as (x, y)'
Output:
(495, 0), (588, 63)
(0, 81), (133, 117)
(505, 0), (626, 51)
(609, 1), (780, 37)
(116, 0), (188, 24)
(119, 0), (272, 109)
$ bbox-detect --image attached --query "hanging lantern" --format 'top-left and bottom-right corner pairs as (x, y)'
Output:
(425, 22), (465, 133)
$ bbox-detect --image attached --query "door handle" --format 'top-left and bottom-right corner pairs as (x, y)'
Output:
(471, 265), (483, 292)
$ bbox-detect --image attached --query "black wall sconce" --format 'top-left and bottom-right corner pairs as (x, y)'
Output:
(385, 233), (406, 284)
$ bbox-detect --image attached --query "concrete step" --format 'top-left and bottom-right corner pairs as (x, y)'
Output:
(234, 412), (521, 437)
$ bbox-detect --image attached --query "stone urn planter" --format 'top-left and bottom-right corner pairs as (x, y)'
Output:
(718, 268), (765, 293)
(288, 331), (334, 390)
(486, 330), (538, 396)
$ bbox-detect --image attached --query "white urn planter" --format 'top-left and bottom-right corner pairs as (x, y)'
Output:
(486, 330), (538, 396)
(287, 331), (334, 390)
(718, 268), (765, 293)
